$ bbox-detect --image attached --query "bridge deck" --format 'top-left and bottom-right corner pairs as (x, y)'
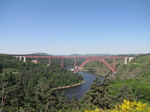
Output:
(21, 56), (126, 59)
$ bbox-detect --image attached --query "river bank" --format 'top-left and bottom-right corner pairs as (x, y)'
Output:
(81, 69), (107, 77)
(53, 80), (84, 90)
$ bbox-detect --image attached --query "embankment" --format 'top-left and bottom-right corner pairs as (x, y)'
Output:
(53, 80), (84, 90)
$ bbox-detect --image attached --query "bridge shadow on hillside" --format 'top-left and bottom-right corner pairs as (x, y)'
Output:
(104, 63), (120, 78)
(104, 71), (113, 78)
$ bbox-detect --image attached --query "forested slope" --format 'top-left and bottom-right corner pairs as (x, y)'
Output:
(0, 54), (83, 87)
(83, 58), (124, 76)
(109, 54), (150, 80)
(0, 54), (83, 111)
(76, 54), (150, 110)
(68, 54), (150, 112)
(83, 54), (150, 79)
(0, 54), (150, 112)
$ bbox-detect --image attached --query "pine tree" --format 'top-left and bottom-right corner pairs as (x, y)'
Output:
(80, 91), (93, 109)
(89, 77), (103, 107)
(58, 91), (71, 111)
(81, 77), (114, 109)
(34, 77), (58, 111)
(0, 73), (23, 112)
(117, 83), (135, 103)
(72, 94), (79, 109)
(80, 77), (103, 109)
(101, 78), (117, 108)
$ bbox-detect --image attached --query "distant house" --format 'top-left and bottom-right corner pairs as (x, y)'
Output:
(31, 60), (37, 63)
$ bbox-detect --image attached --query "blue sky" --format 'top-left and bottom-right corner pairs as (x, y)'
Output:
(0, 0), (150, 55)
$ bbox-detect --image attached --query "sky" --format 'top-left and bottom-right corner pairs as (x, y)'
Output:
(0, 0), (150, 55)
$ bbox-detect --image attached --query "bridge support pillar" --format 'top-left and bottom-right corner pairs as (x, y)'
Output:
(23, 57), (26, 62)
(125, 57), (128, 64)
(19, 57), (22, 61)
(61, 58), (64, 68)
(48, 58), (51, 66)
(36, 57), (38, 63)
(74, 58), (76, 71)
(113, 58), (116, 72)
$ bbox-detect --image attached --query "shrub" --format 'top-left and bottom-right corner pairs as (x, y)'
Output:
(111, 100), (150, 112)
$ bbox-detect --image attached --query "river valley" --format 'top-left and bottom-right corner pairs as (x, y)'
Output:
(57, 71), (104, 99)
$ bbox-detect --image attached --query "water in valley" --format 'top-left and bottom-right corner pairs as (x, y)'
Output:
(57, 71), (104, 99)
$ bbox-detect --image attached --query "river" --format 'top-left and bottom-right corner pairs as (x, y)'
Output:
(57, 71), (104, 99)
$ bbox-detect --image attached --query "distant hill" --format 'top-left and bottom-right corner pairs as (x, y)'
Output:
(1, 52), (149, 57)
(26, 52), (52, 56)
(84, 54), (113, 56)
(69, 54), (113, 56)
(0, 52), (52, 56)
(69, 54), (83, 56)
(69, 54), (125, 56)
(70, 53), (150, 57)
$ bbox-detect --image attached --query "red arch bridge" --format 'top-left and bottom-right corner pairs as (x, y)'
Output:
(14, 56), (134, 73)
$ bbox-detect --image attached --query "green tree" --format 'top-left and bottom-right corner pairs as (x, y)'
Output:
(81, 77), (115, 109)
(0, 73), (23, 112)
(80, 91), (93, 109)
(117, 83), (135, 103)
(58, 91), (71, 111)
(100, 79), (117, 108)
(34, 77), (58, 112)
(72, 94), (79, 109)
(80, 77), (103, 109)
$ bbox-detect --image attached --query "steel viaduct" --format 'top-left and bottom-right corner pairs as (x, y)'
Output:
(14, 56), (134, 73)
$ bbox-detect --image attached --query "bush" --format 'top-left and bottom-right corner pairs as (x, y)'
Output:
(111, 100), (150, 112)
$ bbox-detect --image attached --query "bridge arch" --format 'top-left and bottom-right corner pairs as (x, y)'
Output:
(75, 58), (116, 73)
